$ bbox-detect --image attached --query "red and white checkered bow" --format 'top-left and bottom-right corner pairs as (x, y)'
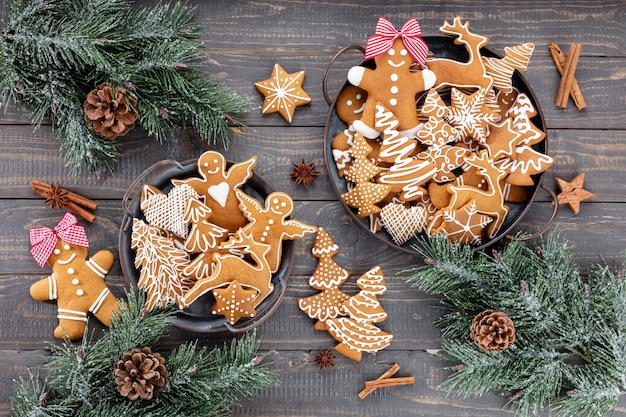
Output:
(364, 17), (429, 68)
(30, 212), (89, 267)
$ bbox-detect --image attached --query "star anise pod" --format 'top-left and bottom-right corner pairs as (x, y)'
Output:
(43, 184), (70, 210)
(291, 158), (320, 189)
(314, 348), (336, 370)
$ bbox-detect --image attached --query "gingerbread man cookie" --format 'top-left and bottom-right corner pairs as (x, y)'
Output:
(335, 84), (368, 126)
(235, 189), (317, 273)
(29, 213), (119, 340)
(172, 151), (257, 233)
(348, 17), (435, 138)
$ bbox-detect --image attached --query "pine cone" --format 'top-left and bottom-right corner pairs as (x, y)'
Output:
(84, 82), (138, 139)
(470, 310), (515, 352)
(113, 347), (168, 400)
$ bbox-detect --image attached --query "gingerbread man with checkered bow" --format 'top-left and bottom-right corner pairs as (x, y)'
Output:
(29, 213), (120, 340)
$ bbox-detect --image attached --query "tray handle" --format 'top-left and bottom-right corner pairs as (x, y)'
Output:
(506, 184), (559, 243)
(322, 44), (365, 105)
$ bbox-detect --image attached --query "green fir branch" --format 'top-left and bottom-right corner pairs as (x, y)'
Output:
(10, 291), (278, 417)
(405, 231), (626, 416)
(0, 0), (250, 174)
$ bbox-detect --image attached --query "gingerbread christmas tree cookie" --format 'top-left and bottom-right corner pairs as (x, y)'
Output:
(298, 227), (351, 329)
(325, 266), (393, 362)
(255, 63), (311, 123)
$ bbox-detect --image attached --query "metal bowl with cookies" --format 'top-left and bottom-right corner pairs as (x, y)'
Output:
(323, 17), (556, 254)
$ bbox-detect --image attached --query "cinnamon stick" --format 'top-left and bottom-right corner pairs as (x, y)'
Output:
(555, 43), (582, 108)
(364, 376), (415, 389)
(549, 42), (586, 110)
(358, 363), (402, 399)
(31, 179), (98, 222)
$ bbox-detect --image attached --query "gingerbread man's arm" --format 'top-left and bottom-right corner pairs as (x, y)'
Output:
(281, 220), (318, 239)
(86, 250), (115, 279)
(348, 66), (375, 91)
(30, 274), (57, 301)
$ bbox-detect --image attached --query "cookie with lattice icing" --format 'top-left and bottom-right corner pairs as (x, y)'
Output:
(140, 183), (199, 239)
(380, 202), (427, 245)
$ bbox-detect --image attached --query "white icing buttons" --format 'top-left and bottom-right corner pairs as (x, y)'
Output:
(67, 268), (75, 275)
(76, 289), (84, 296)
(72, 278), (79, 285)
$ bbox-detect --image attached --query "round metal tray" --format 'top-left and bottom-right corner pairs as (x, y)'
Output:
(324, 35), (550, 254)
(119, 158), (293, 333)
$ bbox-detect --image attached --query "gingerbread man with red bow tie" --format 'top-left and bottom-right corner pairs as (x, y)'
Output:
(29, 213), (119, 340)
(347, 17), (436, 139)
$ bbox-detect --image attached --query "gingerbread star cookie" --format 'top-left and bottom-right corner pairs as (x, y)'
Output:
(211, 280), (257, 325)
(255, 63), (311, 123)
(555, 173), (595, 215)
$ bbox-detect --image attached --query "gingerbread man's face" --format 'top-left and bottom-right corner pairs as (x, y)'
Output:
(336, 85), (367, 125)
(375, 39), (414, 72)
(268, 193), (294, 216)
(198, 151), (227, 179)
(47, 240), (88, 269)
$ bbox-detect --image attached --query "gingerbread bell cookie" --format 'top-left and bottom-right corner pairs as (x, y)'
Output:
(331, 16), (552, 247)
(29, 213), (120, 340)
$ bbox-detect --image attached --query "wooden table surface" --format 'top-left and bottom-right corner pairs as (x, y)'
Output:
(2, 1), (626, 416)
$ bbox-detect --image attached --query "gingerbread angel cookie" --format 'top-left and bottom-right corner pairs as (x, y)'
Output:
(348, 17), (435, 138)
(172, 150), (257, 233)
(29, 213), (119, 340)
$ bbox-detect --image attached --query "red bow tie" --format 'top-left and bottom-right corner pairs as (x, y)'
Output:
(364, 17), (429, 68)
(30, 212), (89, 267)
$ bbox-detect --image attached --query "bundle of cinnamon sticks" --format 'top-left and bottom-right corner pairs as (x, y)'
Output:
(32, 179), (98, 222)
(549, 42), (586, 110)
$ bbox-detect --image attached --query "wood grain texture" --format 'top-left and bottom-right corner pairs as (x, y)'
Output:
(1, 1), (625, 416)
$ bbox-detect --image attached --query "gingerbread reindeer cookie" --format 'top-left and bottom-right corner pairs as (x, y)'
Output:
(29, 213), (119, 340)
(348, 17), (435, 138)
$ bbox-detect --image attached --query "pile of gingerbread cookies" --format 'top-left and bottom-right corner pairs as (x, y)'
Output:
(332, 16), (553, 246)
(130, 150), (317, 325)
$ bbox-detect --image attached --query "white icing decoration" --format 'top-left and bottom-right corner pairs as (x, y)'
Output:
(208, 182), (230, 207)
